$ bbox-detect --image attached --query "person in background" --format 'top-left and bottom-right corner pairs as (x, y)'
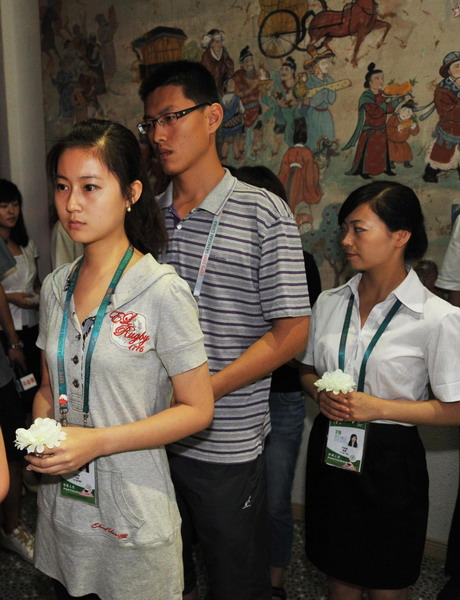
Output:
(235, 165), (321, 600)
(50, 219), (83, 270)
(436, 215), (460, 307)
(139, 60), (310, 600)
(0, 179), (41, 417)
(435, 215), (460, 600)
(299, 181), (460, 600)
(0, 236), (33, 563)
(414, 259), (444, 298)
(27, 119), (214, 600)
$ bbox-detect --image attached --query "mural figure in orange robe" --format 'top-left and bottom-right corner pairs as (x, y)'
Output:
(387, 100), (420, 169)
(278, 120), (322, 217)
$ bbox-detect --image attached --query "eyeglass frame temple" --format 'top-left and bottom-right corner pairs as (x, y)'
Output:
(137, 102), (211, 135)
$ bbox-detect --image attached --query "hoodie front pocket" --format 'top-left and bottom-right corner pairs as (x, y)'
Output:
(39, 468), (145, 543)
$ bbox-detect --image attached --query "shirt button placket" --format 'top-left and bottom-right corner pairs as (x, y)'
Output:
(71, 328), (83, 399)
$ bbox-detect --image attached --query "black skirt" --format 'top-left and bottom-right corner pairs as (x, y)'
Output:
(305, 413), (429, 589)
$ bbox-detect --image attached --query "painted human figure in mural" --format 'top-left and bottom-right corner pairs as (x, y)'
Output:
(268, 57), (299, 154)
(62, 36), (82, 81)
(423, 52), (460, 183)
(69, 23), (87, 57)
(387, 99), (420, 169)
(304, 50), (336, 154)
(343, 62), (398, 178)
(74, 67), (102, 120)
(40, 0), (63, 68)
(95, 7), (118, 82)
(85, 34), (106, 95)
(232, 46), (263, 160)
(220, 77), (245, 162)
(278, 120), (323, 217)
(73, 83), (89, 123)
(52, 49), (76, 119)
(200, 29), (234, 97)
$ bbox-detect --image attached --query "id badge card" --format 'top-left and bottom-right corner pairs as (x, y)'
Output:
(325, 421), (367, 473)
(60, 460), (98, 506)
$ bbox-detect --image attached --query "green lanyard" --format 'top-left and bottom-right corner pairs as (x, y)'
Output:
(339, 293), (402, 392)
(57, 245), (134, 426)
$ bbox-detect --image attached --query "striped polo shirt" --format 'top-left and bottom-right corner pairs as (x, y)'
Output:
(160, 170), (311, 463)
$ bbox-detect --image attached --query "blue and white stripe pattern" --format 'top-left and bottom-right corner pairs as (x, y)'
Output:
(160, 171), (311, 463)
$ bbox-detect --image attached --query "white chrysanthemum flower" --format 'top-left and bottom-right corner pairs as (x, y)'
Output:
(15, 417), (67, 454)
(314, 369), (356, 395)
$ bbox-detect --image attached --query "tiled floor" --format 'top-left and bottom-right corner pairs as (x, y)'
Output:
(0, 489), (450, 599)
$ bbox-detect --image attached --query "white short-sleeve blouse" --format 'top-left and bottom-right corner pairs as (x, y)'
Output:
(298, 268), (460, 425)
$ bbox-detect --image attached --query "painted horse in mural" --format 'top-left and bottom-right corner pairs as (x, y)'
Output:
(258, 0), (391, 65)
(305, 0), (392, 67)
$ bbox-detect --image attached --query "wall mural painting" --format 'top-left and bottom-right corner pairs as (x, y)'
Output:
(39, 0), (460, 288)
(41, 2), (118, 122)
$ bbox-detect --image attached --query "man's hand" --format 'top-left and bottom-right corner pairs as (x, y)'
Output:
(8, 348), (27, 372)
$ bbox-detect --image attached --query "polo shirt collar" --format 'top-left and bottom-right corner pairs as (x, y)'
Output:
(338, 267), (424, 314)
(157, 169), (236, 215)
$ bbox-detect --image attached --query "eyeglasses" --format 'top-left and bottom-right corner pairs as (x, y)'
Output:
(137, 103), (211, 135)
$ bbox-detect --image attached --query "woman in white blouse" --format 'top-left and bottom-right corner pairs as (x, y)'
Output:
(299, 181), (460, 600)
(0, 179), (41, 413)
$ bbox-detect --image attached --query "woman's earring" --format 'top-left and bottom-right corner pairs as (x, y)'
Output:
(126, 201), (132, 213)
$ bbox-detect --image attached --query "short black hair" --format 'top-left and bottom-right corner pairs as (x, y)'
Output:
(139, 60), (219, 106)
(293, 118), (307, 146)
(338, 181), (428, 261)
(364, 62), (382, 88)
(234, 166), (287, 202)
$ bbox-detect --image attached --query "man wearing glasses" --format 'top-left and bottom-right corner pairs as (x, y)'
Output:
(139, 60), (310, 600)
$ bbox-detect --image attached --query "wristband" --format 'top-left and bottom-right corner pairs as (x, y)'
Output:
(9, 341), (24, 350)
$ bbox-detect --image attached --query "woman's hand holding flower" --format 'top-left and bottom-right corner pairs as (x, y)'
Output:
(317, 390), (386, 423)
(314, 370), (355, 421)
(21, 422), (102, 475)
(317, 390), (350, 421)
(341, 391), (385, 422)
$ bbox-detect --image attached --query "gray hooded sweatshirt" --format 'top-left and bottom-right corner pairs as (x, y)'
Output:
(35, 254), (207, 600)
